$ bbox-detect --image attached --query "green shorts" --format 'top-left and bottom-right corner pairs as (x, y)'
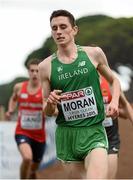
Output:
(55, 123), (108, 162)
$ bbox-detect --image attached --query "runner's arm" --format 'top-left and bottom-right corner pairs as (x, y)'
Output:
(94, 47), (121, 118)
(5, 83), (20, 120)
(39, 59), (59, 116)
(119, 91), (133, 124)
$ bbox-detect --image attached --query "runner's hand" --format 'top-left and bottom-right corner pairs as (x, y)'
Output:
(5, 111), (13, 120)
(106, 102), (119, 119)
(47, 90), (66, 105)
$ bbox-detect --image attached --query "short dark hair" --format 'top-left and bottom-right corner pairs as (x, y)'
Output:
(27, 58), (41, 69)
(50, 9), (76, 27)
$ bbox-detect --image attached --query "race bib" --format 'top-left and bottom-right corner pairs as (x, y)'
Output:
(102, 103), (113, 127)
(20, 110), (42, 129)
(61, 87), (98, 121)
(102, 117), (113, 127)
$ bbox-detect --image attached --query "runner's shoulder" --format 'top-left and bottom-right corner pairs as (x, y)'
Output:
(82, 46), (103, 57)
(39, 55), (52, 71)
(13, 82), (23, 95)
(14, 82), (23, 90)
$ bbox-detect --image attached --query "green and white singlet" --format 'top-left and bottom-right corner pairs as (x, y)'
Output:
(50, 45), (105, 127)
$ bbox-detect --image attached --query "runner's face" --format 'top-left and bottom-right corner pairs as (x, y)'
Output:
(28, 64), (39, 83)
(50, 16), (78, 46)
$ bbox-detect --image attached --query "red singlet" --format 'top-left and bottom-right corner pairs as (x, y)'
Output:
(15, 81), (46, 142)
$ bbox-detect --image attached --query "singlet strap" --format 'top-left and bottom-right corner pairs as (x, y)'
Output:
(76, 45), (83, 51)
(52, 53), (57, 60)
(21, 81), (28, 93)
(52, 45), (83, 59)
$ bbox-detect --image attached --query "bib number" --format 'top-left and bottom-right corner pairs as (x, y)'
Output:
(61, 87), (98, 121)
(20, 110), (42, 129)
(102, 117), (113, 127)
